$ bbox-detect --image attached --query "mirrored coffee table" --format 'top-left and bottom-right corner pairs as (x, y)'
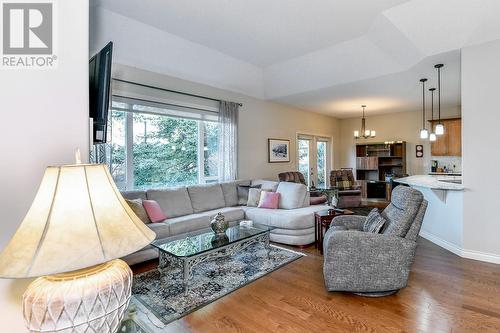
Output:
(151, 223), (272, 296)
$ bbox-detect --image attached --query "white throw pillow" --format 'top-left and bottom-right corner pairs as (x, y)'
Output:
(247, 188), (263, 207)
(276, 182), (308, 210)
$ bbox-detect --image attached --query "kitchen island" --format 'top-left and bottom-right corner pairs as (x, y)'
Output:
(395, 175), (463, 191)
(395, 175), (464, 256)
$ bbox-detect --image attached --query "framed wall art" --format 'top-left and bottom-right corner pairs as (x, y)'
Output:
(268, 139), (290, 163)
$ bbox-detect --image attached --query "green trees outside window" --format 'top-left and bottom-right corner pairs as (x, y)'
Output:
(107, 103), (219, 190)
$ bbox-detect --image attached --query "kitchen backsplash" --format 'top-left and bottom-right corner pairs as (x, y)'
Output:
(430, 156), (462, 173)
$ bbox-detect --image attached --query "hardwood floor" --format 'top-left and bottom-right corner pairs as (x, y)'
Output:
(132, 238), (500, 332)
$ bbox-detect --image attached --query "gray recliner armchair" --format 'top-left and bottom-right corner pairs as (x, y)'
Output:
(323, 185), (428, 296)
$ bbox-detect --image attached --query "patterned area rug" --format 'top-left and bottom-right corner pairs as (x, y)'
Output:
(132, 243), (304, 325)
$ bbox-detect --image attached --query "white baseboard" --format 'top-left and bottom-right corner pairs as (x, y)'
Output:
(419, 231), (463, 257)
(461, 249), (500, 265)
(419, 231), (500, 265)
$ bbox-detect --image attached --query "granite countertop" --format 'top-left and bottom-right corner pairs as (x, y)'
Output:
(428, 172), (462, 176)
(395, 175), (464, 191)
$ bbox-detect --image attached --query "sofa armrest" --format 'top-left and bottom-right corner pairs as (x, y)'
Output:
(323, 231), (417, 292)
(331, 215), (365, 230)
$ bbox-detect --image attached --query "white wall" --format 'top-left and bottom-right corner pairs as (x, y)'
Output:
(0, 0), (89, 329)
(418, 188), (464, 254)
(461, 38), (500, 262)
(338, 107), (460, 175)
(111, 64), (341, 180)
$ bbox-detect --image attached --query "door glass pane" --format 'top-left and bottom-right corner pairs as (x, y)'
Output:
(203, 121), (219, 182)
(108, 110), (126, 190)
(132, 113), (198, 189)
(298, 139), (310, 186)
(317, 141), (327, 188)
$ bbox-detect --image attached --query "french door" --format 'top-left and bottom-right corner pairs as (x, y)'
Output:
(297, 134), (331, 188)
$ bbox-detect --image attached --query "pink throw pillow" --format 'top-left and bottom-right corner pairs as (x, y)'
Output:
(142, 200), (167, 223)
(258, 191), (280, 209)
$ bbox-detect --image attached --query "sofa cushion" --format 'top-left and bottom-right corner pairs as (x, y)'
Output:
(335, 177), (352, 190)
(220, 181), (242, 207)
(165, 214), (211, 235)
(148, 222), (171, 239)
(251, 179), (279, 192)
(245, 205), (329, 229)
(125, 198), (151, 224)
(147, 187), (194, 218)
(187, 184), (226, 213)
(121, 190), (147, 200)
(201, 207), (245, 222)
(276, 182), (308, 209)
(223, 180), (250, 206)
(237, 184), (261, 205)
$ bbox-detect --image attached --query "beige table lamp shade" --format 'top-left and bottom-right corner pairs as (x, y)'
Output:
(0, 164), (155, 278)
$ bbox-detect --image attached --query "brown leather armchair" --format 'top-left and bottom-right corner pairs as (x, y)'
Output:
(329, 169), (362, 208)
(278, 171), (307, 185)
(278, 171), (327, 205)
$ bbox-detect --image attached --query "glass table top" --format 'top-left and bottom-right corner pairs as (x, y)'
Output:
(151, 224), (271, 258)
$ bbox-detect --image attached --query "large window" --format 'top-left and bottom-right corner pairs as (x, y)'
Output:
(107, 99), (219, 190)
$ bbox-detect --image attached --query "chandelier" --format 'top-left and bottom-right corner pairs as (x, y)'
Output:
(354, 105), (375, 139)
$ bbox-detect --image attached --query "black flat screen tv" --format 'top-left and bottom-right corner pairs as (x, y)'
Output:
(89, 41), (113, 144)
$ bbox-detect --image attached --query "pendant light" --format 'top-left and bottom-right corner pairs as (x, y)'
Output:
(434, 64), (444, 135)
(419, 78), (428, 139)
(354, 105), (375, 139)
(429, 87), (437, 142)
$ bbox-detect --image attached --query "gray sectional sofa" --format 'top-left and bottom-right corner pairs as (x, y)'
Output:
(122, 179), (330, 265)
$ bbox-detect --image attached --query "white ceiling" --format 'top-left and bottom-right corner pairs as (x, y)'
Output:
(94, 0), (409, 67)
(275, 50), (462, 118)
(92, 0), (500, 118)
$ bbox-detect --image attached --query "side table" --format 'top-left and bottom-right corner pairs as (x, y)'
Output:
(315, 209), (354, 254)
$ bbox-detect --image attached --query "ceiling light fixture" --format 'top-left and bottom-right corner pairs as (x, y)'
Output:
(429, 87), (437, 142)
(354, 105), (375, 139)
(419, 78), (428, 139)
(434, 64), (444, 135)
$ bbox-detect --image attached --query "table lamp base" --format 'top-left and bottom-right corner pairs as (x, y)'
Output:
(23, 259), (132, 333)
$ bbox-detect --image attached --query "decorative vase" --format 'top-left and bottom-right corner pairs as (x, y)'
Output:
(210, 212), (228, 235)
(211, 234), (229, 247)
(331, 195), (339, 208)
